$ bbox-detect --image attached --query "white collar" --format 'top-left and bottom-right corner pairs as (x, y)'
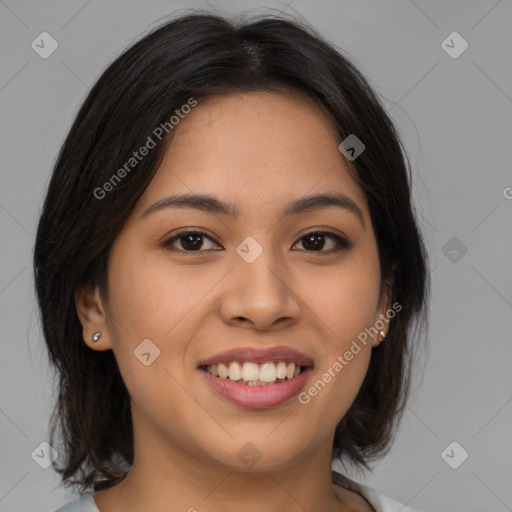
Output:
(332, 470), (420, 512)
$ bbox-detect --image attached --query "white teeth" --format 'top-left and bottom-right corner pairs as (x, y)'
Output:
(242, 362), (260, 381)
(228, 361), (242, 381)
(218, 363), (229, 379)
(260, 362), (277, 382)
(204, 360), (304, 384)
(276, 361), (287, 379)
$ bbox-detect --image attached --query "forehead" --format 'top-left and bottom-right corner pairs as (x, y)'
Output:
(134, 90), (369, 220)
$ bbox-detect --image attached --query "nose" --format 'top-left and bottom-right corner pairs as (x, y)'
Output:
(217, 249), (301, 331)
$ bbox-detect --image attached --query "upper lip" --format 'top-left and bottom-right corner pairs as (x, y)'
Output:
(197, 346), (314, 367)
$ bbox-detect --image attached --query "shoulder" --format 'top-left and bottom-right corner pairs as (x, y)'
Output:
(332, 470), (420, 512)
(53, 493), (99, 512)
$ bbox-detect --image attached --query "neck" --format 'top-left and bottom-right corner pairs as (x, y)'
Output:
(94, 414), (350, 512)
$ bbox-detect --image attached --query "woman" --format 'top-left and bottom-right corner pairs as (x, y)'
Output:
(34, 11), (429, 512)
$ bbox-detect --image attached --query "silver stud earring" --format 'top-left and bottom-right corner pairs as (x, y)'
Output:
(92, 331), (102, 342)
(378, 330), (386, 342)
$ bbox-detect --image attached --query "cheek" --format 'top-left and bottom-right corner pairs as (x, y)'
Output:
(301, 256), (381, 346)
(300, 350), (372, 435)
(103, 244), (208, 433)
(298, 271), (377, 425)
(104, 241), (221, 405)
(106, 238), (205, 339)
(295, 250), (380, 413)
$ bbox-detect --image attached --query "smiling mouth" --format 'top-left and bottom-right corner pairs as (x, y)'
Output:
(198, 361), (310, 386)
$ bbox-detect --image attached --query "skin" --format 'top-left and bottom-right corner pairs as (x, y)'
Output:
(75, 89), (391, 512)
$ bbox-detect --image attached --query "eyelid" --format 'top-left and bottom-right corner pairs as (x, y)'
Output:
(163, 228), (220, 250)
(297, 229), (352, 251)
(162, 228), (352, 253)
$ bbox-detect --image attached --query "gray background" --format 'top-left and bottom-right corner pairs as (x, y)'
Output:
(1, 1), (511, 511)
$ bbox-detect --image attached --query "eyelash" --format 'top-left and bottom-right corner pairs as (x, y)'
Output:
(162, 229), (352, 254)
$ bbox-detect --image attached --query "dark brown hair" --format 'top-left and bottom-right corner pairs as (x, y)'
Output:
(33, 10), (429, 494)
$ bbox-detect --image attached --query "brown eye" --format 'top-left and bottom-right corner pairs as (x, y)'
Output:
(163, 231), (220, 252)
(294, 231), (351, 252)
(163, 229), (351, 254)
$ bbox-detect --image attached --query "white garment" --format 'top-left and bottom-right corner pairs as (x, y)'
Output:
(332, 470), (419, 512)
(53, 471), (418, 512)
(53, 493), (97, 512)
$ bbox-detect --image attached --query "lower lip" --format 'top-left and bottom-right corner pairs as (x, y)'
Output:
(199, 367), (312, 408)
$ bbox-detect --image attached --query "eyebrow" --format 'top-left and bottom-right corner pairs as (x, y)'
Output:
(140, 192), (365, 228)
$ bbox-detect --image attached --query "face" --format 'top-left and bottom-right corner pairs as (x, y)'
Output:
(76, 90), (391, 472)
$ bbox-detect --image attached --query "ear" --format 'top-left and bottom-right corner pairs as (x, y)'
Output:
(74, 283), (113, 351)
(372, 277), (393, 347)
